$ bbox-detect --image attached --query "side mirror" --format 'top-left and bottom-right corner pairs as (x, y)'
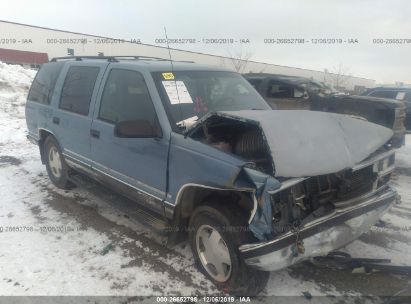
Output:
(114, 120), (162, 138)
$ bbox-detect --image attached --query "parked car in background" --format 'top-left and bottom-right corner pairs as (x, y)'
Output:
(363, 87), (411, 131)
(244, 73), (407, 147)
(26, 57), (398, 295)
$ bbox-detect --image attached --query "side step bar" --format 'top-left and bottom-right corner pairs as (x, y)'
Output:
(68, 173), (170, 234)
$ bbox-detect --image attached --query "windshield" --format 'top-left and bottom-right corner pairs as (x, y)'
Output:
(152, 71), (270, 130)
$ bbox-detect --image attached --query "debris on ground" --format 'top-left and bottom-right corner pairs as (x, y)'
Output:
(100, 243), (115, 256)
(311, 251), (411, 276)
(302, 291), (312, 299)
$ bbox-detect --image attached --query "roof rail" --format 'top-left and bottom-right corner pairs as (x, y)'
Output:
(50, 55), (195, 63)
(50, 56), (119, 62)
(117, 56), (196, 63)
(114, 56), (167, 61)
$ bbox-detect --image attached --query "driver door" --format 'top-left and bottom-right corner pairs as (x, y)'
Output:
(90, 67), (169, 215)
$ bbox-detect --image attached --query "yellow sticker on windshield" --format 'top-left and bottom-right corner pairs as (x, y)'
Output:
(162, 72), (175, 80)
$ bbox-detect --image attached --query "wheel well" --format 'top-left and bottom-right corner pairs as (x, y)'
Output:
(38, 129), (54, 164)
(170, 186), (254, 242)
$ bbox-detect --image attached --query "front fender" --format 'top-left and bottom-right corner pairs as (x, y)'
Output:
(239, 167), (281, 241)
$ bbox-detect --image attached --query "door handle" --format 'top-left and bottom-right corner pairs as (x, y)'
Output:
(52, 117), (60, 125)
(90, 129), (100, 139)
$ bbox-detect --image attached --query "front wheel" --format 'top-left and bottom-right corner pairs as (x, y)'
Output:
(189, 203), (269, 296)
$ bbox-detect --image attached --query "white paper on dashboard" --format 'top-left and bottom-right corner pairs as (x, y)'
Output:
(162, 81), (193, 104)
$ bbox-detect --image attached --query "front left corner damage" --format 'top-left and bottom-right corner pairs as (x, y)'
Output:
(236, 167), (280, 241)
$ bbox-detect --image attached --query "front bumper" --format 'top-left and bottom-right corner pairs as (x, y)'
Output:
(239, 186), (398, 271)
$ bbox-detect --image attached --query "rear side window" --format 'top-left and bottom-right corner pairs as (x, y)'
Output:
(59, 66), (100, 115)
(268, 81), (303, 98)
(98, 69), (157, 124)
(27, 62), (64, 104)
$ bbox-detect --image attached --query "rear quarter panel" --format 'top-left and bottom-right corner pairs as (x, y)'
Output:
(25, 65), (68, 140)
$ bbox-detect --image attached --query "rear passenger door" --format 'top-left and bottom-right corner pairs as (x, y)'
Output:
(51, 62), (108, 167)
(90, 67), (169, 215)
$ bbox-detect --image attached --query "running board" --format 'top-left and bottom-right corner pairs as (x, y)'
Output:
(68, 172), (170, 234)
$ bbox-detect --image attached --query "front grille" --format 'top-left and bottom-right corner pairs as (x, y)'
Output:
(307, 151), (395, 206)
(335, 167), (375, 201)
(334, 151), (395, 205)
(269, 150), (395, 236)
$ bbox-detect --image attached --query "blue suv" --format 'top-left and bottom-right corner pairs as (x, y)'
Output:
(26, 56), (398, 295)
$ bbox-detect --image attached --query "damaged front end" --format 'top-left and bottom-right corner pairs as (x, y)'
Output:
(186, 110), (398, 271)
(239, 150), (398, 271)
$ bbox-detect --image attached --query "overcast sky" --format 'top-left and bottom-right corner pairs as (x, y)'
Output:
(1, 0), (410, 83)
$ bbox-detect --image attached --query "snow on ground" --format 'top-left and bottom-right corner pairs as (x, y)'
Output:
(344, 136), (411, 265)
(0, 62), (216, 296)
(0, 62), (410, 301)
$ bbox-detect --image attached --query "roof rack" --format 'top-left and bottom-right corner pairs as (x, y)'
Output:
(50, 56), (194, 63)
(114, 55), (167, 61)
(51, 56), (115, 62)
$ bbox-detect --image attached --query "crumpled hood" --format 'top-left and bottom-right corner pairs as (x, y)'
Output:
(189, 110), (394, 177)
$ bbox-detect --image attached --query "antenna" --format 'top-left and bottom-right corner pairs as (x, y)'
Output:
(164, 26), (175, 75)
(164, 26), (185, 129)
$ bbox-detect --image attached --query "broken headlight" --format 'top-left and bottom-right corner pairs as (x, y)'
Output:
(269, 179), (308, 234)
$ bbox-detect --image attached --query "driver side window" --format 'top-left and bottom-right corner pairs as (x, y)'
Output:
(98, 69), (158, 126)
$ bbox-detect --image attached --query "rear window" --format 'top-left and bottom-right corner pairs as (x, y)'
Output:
(27, 62), (64, 104)
(59, 66), (100, 116)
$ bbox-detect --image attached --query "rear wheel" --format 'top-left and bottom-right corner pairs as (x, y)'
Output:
(189, 202), (269, 296)
(44, 136), (72, 189)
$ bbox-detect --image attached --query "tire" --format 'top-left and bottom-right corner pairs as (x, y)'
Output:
(189, 202), (269, 296)
(44, 135), (72, 189)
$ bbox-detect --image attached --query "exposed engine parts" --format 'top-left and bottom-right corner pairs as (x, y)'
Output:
(233, 129), (266, 159)
(192, 119), (274, 173)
